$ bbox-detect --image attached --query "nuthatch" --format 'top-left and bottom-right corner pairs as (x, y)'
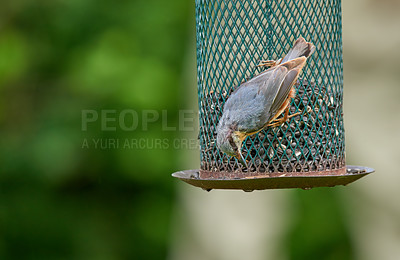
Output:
(216, 37), (315, 167)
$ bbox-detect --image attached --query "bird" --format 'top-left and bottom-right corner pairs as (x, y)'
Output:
(216, 37), (315, 167)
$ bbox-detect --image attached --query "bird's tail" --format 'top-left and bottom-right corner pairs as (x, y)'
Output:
(279, 37), (315, 64)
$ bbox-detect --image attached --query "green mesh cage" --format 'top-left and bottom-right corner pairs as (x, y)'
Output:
(196, 0), (346, 177)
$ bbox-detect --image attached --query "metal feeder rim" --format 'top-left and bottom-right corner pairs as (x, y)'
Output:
(171, 165), (374, 191)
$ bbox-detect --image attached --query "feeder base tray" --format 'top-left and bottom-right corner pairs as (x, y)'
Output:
(172, 166), (374, 191)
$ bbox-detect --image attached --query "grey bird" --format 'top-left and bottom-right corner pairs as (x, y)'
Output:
(216, 37), (315, 167)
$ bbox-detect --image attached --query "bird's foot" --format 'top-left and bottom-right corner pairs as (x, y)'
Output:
(267, 111), (301, 128)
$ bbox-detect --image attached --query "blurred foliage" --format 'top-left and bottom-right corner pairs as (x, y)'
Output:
(287, 189), (354, 260)
(0, 0), (192, 259)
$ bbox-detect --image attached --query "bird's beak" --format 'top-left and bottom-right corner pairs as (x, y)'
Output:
(236, 151), (248, 168)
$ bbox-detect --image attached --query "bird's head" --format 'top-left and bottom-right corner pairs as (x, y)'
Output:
(216, 126), (247, 167)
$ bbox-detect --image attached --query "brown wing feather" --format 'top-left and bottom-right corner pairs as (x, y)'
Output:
(268, 57), (307, 119)
(259, 66), (287, 98)
(269, 70), (298, 117)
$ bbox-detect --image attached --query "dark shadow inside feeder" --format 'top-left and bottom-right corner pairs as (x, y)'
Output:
(201, 79), (345, 176)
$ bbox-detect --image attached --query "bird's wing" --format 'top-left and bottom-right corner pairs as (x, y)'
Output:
(241, 66), (288, 126)
(268, 57), (307, 119)
(259, 66), (288, 105)
(222, 66), (287, 134)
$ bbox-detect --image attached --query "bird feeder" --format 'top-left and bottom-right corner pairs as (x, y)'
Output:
(172, 0), (374, 191)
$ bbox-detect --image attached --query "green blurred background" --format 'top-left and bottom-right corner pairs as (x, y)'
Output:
(1, 0), (399, 259)
(0, 0), (192, 259)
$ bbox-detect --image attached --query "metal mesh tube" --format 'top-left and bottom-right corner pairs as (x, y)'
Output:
(196, 0), (345, 176)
